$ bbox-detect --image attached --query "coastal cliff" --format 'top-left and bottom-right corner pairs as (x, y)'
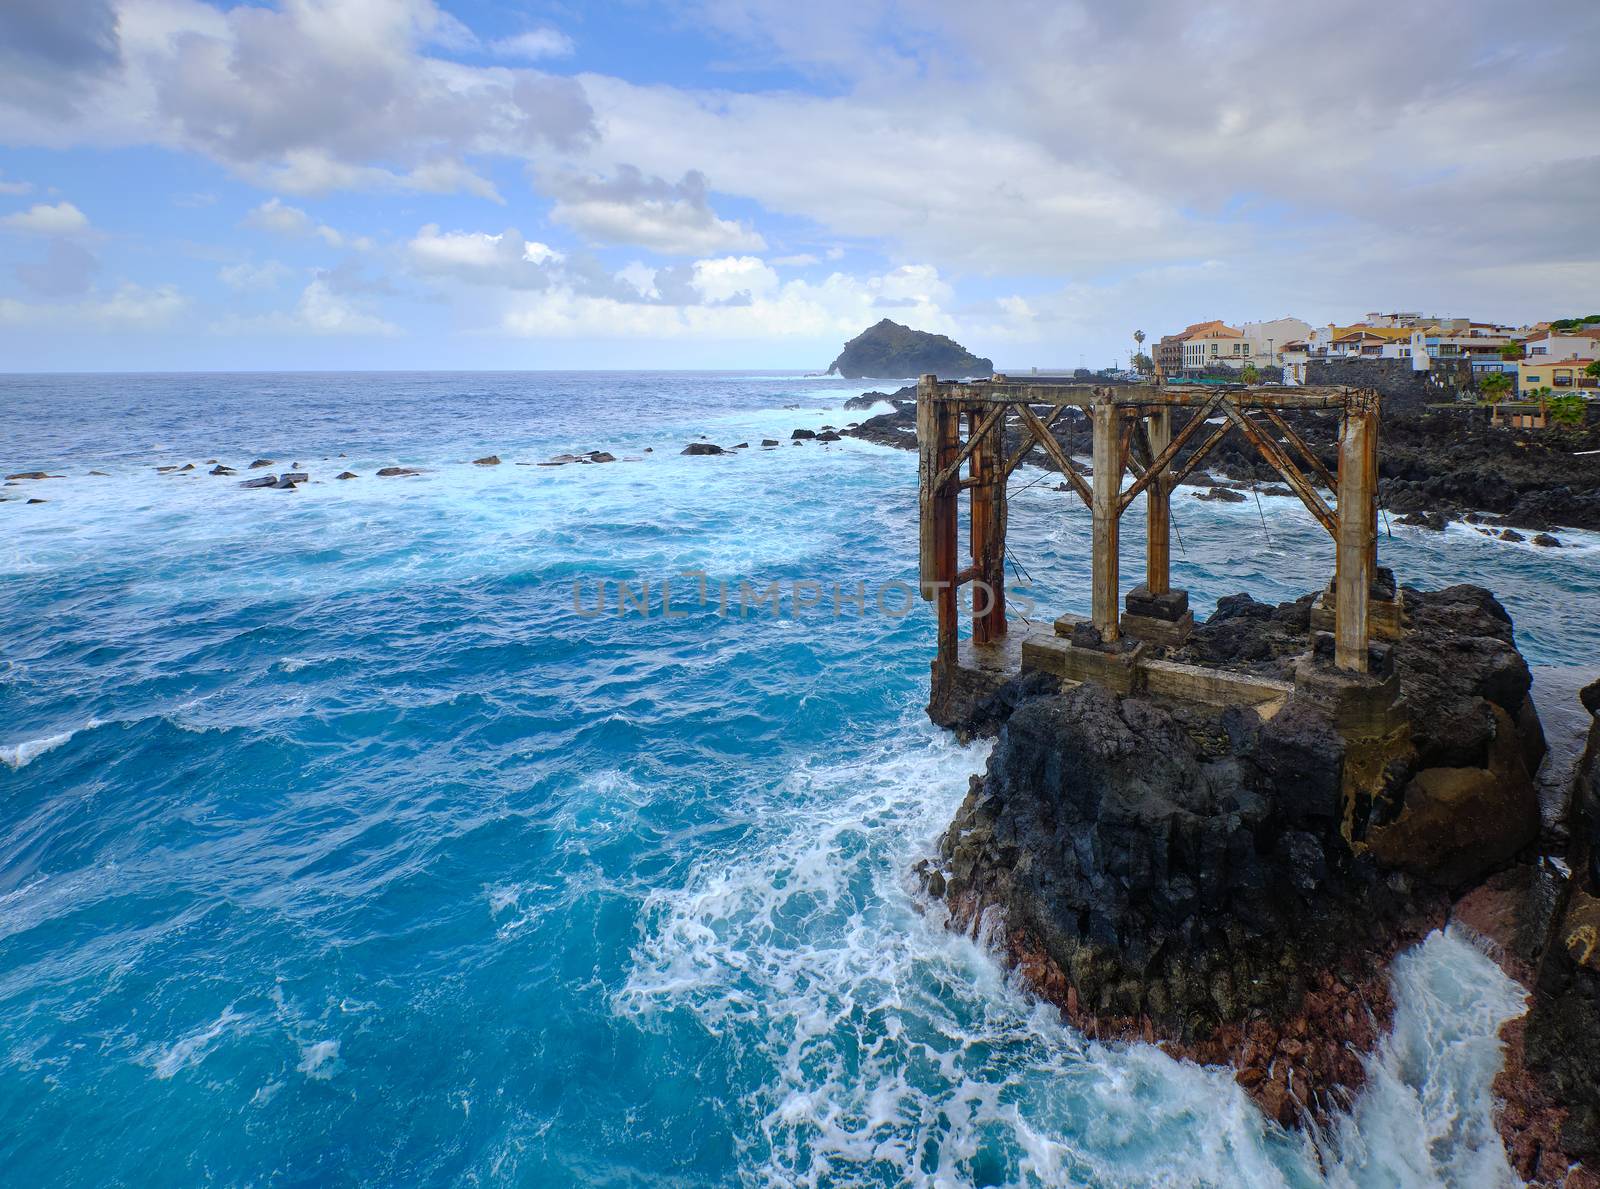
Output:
(922, 585), (1546, 1130)
(826, 320), (992, 379)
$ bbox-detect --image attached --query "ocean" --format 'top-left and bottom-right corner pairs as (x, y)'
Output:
(2, 371), (1595, 1187)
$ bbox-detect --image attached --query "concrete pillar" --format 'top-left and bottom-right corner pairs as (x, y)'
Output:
(1144, 409), (1172, 596)
(1091, 399), (1123, 641)
(1334, 401), (1377, 672)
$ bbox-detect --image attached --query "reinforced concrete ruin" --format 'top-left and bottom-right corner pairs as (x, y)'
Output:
(917, 374), (1398, 731)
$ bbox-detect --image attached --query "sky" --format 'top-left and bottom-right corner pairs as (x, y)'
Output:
(0, 0), (1596, 373)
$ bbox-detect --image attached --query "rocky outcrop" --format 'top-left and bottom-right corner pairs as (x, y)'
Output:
(1524, 695), (1600, 1166)
(826, 319), (993, 380)
(924, 584), (1548, 1124)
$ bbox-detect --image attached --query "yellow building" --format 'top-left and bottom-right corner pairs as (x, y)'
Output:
(1517, 357), (1599, 396)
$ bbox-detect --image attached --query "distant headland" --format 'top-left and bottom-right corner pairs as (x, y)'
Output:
(826, 319), (993, 379)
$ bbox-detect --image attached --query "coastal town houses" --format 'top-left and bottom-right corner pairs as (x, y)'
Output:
(1516, 357), (1599, 397)
(1156, 310), (1547, 385)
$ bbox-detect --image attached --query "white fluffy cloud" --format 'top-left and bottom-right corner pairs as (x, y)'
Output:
(545, 166), (766, 255)
(0, 282), (185, 329)
(407, 224), (562, 287)
(219, 260), (292, 291)
(501, 261), (958, 342)
(242, 198), (370, 251)
(492, 29), (574, 61)
(1, 201), (90, 236)
(220, 279), (398, 336)
(1, 0), (593, 200)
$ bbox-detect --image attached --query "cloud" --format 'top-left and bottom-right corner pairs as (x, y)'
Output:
(0, 173), (33, 196)
(689, 255), (778, 304)
(16, 240), (100, 297)
(1, 201), (91, 236)
(221, 279), (399, 337)
(407, 223), (562, 288)
(0, 0), (121, 118)
(241, 198), (370, 250)
(219, 260), (292, 291)
(292, 279), (398, 335)
(0, 282), (185, 329)
(492, 28), (575, 61)
(0, 0), (595, 200)
(500, 260), (959, 342)
(545, 165), (766, 255)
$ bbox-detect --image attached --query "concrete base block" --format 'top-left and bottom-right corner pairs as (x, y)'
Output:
(1125, 584), (1190, 621)
(1120, 609), (1194, 647)
(1023, 634), (1143, 694)
(1142, 659), (1292, 714)
(1292, 654), (1408, 739)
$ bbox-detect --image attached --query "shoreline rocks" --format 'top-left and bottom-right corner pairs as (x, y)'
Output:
(921, 584), (1559, 1137)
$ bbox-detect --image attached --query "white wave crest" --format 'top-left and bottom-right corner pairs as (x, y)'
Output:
(1, 719), (100, 770)
(620, 716), (1532, 1188)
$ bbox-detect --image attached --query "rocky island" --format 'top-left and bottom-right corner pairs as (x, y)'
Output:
(826, 319), (993, 379)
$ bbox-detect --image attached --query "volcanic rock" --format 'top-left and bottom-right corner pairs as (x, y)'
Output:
(376, 467), (422, 477)
(681, 442), (725, 456)
(336, 471), (358, 480)
(791, 429), (816, 440)
(826, 318), (993, 379)
(239, 475), (277, 489)
(473, 455), (501, 466)
(248, 459), (274, 469)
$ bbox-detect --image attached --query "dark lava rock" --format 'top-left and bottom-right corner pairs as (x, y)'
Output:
(248, 459), (274, 469)
(681, 442), (725, 456)
(588, 451), (616, 463)
(336, 471), (358, 480)
(826, 318), (993, 380)
(929, 583), (1547, 1124)
(1501, 528), (1526, 543)
(761, 439), (780, 447)
(843, 390), (895, 410)
(376, 467), (422, 477)
(209, 465), (236, 476)
(26, 497), (46, 504)
(6, 471), (49, 480)
(274, 472), (308, 489)
(1193, 487), (1248, 503)
(239, 475), (277, 489)
(816, 431), (843, 442)
(1533, 532), (1562, 548)
(1395, 511), (1446, 531)
(731, 443), (749, 450)
(791, 429), (816, 441)
(539, 454), (584, 466)
(473, 455), (501, 466)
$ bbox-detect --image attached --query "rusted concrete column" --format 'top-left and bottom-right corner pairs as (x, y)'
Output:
(1091, 397), (1123, 640)
(917, 375), (959, 667)
(1334, 396), (1377, 672)
(969, 407), (1006, 642)
(1144, 409), (1172, 596)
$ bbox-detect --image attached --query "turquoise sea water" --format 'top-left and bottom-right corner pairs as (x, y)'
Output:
(2, 372), (1595, 1187)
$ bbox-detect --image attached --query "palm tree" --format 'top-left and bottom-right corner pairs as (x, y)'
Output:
(1479, 372), (1512, 403)
(1133, 330), (1145, 373)
(1240, 363), (1260, 385)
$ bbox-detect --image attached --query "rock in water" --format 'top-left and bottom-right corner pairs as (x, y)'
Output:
(681, 443), (724, 456)
(928, 583), (1549, 1125)
(239, 475), (277, 489)
(248, 459), (274, 469)
(825, 319), (993, 379)
(790, 429), (816, 440)
(376, 467), (422, 477)
(473, 455), (501, 466)
(336, 471), (358, 480)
